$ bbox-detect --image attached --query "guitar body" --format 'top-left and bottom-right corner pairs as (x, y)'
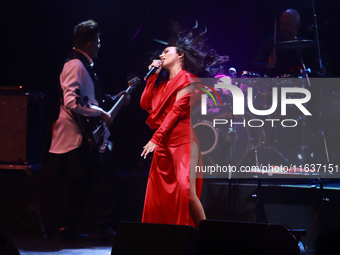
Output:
(79, 115), (109, 153)
(77, 75), (141, 153)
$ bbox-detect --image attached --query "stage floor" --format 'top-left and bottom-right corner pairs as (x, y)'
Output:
(11, 232), (319, 255)
(2, 169), (340, 254)
(12, 235), (113, 255)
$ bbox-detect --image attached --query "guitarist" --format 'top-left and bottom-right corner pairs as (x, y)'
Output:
(46, 20), (129, 241)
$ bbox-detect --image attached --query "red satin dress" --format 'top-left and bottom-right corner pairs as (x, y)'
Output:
(141, 69), (203, 227)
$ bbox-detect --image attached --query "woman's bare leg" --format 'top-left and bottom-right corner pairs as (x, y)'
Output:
(189, 142), (206, 228)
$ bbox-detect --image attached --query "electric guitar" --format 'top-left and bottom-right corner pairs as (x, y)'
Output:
(78, 75), (141, 153)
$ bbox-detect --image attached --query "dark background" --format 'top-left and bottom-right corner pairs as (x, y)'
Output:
(1, 0), (339, 171)
(1, 2), (340, 251)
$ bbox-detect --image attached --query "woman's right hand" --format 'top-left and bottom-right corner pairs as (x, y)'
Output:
(141, 140), (157, 159)
(148, 59), (163, 74)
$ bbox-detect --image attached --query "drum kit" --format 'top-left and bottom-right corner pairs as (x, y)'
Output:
(192, 39), (330, 175)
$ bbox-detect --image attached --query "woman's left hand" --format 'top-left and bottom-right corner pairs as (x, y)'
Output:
(141, 140), (157, 159)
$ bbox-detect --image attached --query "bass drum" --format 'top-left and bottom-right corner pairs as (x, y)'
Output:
(192, 105), (266, 170)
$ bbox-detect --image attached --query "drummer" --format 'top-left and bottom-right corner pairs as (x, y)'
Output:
(253, 9), (324, 77)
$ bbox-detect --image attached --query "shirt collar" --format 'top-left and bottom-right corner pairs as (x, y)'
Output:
(73, 47), (94, 66)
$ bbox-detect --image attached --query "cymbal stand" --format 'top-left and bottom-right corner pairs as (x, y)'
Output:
(305, 178), (329, 251)
(297, 49), (311, 88)
(312, 0), (323, 71)
(305, 2), (330, 251)
(258, 110), (289, 166)
(292, 49), (314, 166)
(250, 178), (268, 223)
(296, 44), (329, 165)
(227, 128), (236, 218)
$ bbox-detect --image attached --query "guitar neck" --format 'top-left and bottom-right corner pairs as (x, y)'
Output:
(108, 85), (135, 120)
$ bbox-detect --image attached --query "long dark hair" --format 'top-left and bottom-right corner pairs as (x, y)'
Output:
(155, 21), (228, 86)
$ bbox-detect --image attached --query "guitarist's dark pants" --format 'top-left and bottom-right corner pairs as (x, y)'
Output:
(42, 139), (118, 236)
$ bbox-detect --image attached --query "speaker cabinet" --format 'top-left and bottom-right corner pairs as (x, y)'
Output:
(0, 94), (27, 163)
(197, 220), (299, 255)
(111, 222), (197, 255)
(0, 93), (45, 165)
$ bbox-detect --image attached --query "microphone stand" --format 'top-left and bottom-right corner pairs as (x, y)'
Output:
(311, 0), (329, 164)
(312, 0), (323, 70)
(304, 2), (330, 252)
(311, 0), (330, 163)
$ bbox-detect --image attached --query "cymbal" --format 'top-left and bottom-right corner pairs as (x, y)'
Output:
(273, 40), (314, 50)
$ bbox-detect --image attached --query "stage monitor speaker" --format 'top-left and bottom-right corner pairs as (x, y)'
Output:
(0, 93), (45, 165)
(111, 221), (198, 255)
(197, 220), (299, 255)
(0, 227), (20, 255)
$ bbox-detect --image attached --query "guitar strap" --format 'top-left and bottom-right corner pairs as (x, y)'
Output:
(65, 49), (106, 108)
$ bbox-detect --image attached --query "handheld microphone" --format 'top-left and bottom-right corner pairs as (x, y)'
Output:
(144, 60), (162, 81)
(144, 66), (158, 81)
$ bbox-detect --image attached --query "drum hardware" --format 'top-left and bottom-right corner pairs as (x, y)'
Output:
(227, 126), (237, 165)
(321, 130), (330, 163)
(256, 141), (290, 167)
(305, 179), (329, 251)
(195, 69), (327, 170)
(304, 3), (328, 252)
(288, 89), (314, 166)
(273, 40), (314, 50)
(273, 39), (312, 88)
(253, 89), (272, 110)
(251, 109), (289, 166)
(287, 146), (316, 166)
(241, 70), (261, 78)
(247, 144), (261, 167)
(239, 70), (262, 95)
(251, 180), (268, 223)
(193, 120), (220, 156)
(228, 67), (237, 78)
(265, 38), (315, 165)
(192, 105), (266, 174)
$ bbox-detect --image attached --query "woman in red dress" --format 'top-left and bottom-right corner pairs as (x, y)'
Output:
(140, 23), (228, 228)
